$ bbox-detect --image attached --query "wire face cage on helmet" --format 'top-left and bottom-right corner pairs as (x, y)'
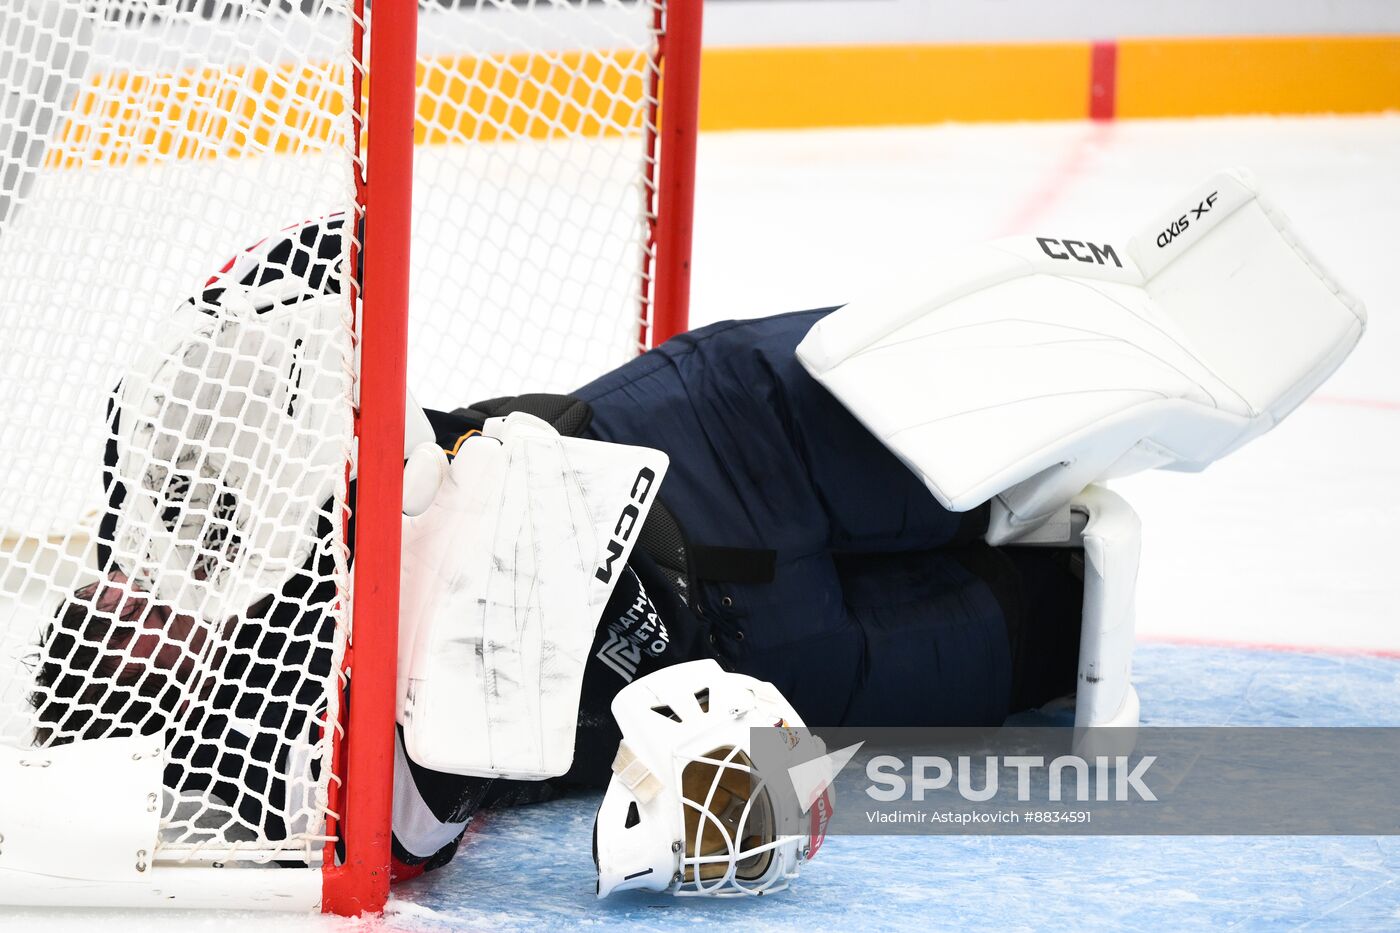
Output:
(678, 744), (791, 894)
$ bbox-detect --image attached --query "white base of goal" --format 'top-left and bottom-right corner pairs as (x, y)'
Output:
(0, 865), (322, 911)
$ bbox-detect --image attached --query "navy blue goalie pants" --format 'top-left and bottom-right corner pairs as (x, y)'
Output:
(574, 308), (1083, 730)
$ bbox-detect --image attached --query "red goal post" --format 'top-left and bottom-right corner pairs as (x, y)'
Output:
(338, 0), (702, 914)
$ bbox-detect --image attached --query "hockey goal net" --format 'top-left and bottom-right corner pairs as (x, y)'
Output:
(0, 0), (698, 914)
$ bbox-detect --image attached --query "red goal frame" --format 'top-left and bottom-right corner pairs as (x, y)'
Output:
(324, 0), (702, 915)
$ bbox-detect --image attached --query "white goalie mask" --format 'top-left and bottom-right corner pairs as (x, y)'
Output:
(594, 659), (831, 898)
(109, 222), (354, 619)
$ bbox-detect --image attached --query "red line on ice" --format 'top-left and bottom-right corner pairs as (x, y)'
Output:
(996, 120), (1114, 237)
(1142, 633), (1400, 661)
(1309, 393), (1400, 412)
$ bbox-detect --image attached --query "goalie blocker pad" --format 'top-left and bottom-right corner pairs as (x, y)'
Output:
(397, 412), (669, 780)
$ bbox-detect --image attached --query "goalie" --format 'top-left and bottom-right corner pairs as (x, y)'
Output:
(21, 171), (1364, 893)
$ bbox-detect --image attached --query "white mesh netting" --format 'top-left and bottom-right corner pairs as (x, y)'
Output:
(0, 0), (665, 868)
(407, 0), (663, 407)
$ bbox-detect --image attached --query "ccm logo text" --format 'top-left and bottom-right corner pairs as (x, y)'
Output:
(1036, 238), (1122, 268)
(595, 467), (658, 584)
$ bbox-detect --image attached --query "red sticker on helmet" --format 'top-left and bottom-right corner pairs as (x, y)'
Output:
(808, 787), (834, 858)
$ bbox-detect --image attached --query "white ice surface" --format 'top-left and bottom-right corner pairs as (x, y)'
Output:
(4, 114), (1398, 929)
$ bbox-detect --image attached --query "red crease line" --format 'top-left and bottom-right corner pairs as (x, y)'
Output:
(1142, 633), (1400, 661)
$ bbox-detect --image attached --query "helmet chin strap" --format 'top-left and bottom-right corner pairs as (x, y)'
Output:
(611, 742), (664, 803)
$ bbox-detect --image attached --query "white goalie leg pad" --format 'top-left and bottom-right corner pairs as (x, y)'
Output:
(398, 412), (669, 780)
(113, 278), (352, 618)
(796, 169), (1365, 543)
(0, 737), (162, 888)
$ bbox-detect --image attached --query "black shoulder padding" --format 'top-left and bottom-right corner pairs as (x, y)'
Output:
(636, 498), (690, 596)
(453, 393), (594, 438)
